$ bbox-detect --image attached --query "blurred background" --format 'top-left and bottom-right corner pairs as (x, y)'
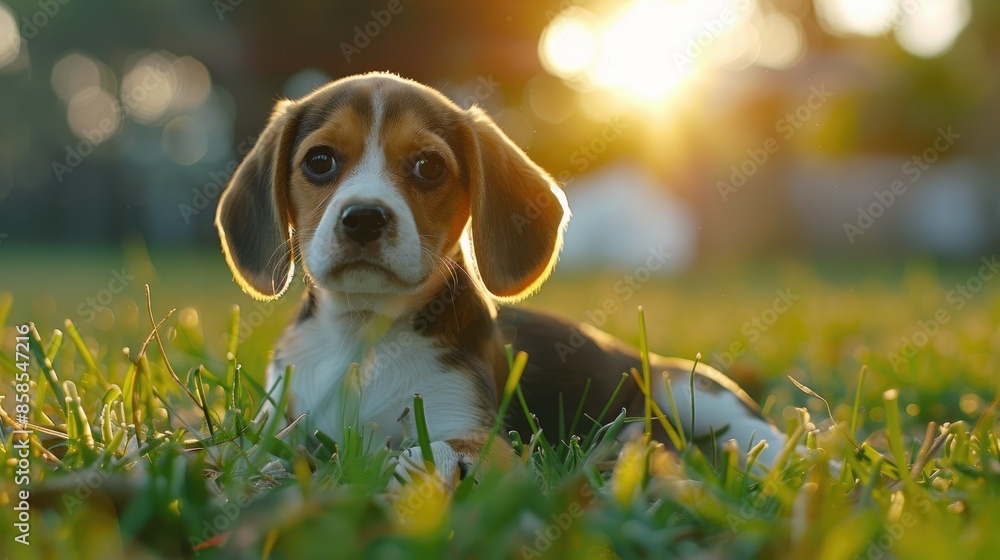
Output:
(0, 0), (996, 261)
(1, 0), (999, 419)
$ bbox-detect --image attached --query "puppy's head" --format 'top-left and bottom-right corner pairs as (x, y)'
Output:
(216, 73), (568, 304)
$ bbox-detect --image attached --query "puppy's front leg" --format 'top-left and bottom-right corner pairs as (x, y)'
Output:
(392, 433), (514, 489)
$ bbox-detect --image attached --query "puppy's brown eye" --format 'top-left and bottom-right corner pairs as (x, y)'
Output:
(411, 153), (446, 187)
(302, 146), (338, 181)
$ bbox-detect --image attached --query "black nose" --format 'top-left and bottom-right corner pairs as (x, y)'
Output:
(340, 204), (390, 246)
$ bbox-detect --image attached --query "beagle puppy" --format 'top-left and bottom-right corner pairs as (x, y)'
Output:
(215, 72), (788, 484)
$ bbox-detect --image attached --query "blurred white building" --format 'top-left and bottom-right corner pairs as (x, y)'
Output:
(556, 161), (698, 273)
(788, 157), (992, 258)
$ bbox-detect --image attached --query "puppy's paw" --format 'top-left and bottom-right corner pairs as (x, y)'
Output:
(390, 441), (472, 491)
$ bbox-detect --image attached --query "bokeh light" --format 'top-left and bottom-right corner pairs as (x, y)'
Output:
(525, 73), (575, 124)
(814, 0), (900, 36)
(538, 8), (598, 80)
(815, 0), (971, 57)
(49, 49), (218, 160)
(755, 12), (805, 69)
(162, 115), (209, 165)
(0, 2), (20, 69)
(492, 108), (534, 149)
(709, 19), (761, 70)
(121, 51), (177, 124)
(66, 87), (121, 144)
(169, 56), (212, 112)
(894, 0), (971, 58)
(52, 53), (105, 103)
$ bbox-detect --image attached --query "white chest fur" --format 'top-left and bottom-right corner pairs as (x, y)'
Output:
(268, 305), (484, 449)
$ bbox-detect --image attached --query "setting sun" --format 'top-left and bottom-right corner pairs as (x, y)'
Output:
(589, 0), (696, 102)
(539, 0), (755, 107)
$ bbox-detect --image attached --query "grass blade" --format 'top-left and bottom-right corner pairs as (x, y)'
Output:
(412, 393), (434, 469)
(637, 306), (653, 442)
(850, 366), (868, 437)
(583, 372), (629, 449)
(689, 353), (700, 444)
(122, 356), (138, 431)
(657, 370), (687, 451)
(232, 364), (243, 411)
(883, 388), (915, 491)
(465, 351), (529, 489)
(64, 319), (106, 388)
(195, 365), (216, 437)
(626, 368), (684, 450)
(567, 378), (591, 439)
(44, 329), (63, 362)
(29, 322), (69, 412)
(225, 304), (240, 405)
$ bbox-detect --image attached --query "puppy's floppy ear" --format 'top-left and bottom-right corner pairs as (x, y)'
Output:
(216, 99), (300, 300)
(464, 107), (569, 301)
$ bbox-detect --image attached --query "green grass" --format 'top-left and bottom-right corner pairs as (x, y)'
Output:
(2, 247), (1000, 559)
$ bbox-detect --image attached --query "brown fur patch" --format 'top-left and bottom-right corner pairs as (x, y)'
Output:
(380, 109), (470, 256)
(446, 432), (515, 471)
(287, 102), (372, 270)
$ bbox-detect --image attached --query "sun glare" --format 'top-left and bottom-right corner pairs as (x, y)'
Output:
(589, 0), (694, 102)
(539, 0), (758, 107)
